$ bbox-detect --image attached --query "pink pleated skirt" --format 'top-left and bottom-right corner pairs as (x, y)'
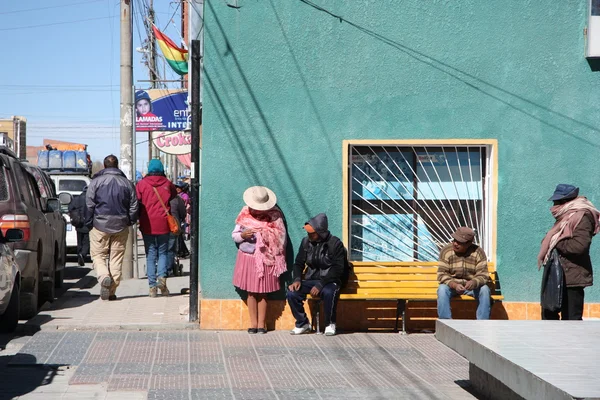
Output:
(232, 250), (280, 293)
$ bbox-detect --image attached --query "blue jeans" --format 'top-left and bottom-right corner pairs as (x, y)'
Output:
(437, 284), (491, 320)
(286, 280), (340, 327)
(143, 234), (170, 287)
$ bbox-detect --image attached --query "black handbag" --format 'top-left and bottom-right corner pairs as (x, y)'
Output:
(540, 249), (564, 312)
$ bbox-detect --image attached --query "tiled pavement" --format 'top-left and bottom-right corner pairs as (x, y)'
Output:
(3, 330), (480, 400)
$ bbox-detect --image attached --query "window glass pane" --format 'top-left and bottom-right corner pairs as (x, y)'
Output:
(58, 179), (87, 192)
(349, 144), (488, 262)
(0, 169), (9, 202)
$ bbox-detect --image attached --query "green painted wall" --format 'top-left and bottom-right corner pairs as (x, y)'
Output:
(200, 0), (600, 302)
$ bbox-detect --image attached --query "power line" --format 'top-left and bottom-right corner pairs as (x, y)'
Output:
(0, 16), (115, 31)
(0, 0), (103, 15)
(0, 84), (117, 88)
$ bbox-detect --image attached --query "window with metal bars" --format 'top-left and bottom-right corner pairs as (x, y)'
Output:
(348, 143), (494, 262)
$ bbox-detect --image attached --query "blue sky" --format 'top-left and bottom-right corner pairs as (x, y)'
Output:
(0, 0), (186, 169)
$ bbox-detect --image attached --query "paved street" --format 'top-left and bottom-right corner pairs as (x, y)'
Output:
(1, 330), (478, 400)
(0, 252), (481, 400)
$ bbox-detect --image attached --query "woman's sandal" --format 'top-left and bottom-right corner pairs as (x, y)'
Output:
(247, 328), (258, 334)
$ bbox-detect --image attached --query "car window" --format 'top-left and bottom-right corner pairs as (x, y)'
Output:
(58, 179), (87, 192)
(12, 163), (33, 205)
(0, 168), (9, 202)
(29, 168), (50, 198)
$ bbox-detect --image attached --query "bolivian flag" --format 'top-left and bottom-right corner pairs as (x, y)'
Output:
(152, 25), (188, 76)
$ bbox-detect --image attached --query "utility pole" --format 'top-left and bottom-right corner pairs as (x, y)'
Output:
(120, 0), (134, 279)
(189, 39), (201, 323)
(147, 0), (159, 162)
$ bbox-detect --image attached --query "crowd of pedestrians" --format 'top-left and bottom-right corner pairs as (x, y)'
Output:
(76, 156), (598, 330)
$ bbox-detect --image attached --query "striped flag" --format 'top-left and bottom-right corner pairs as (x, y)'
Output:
(152, 25), (188, 76)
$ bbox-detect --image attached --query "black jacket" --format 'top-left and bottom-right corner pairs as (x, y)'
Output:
(292, 213), (345, 291)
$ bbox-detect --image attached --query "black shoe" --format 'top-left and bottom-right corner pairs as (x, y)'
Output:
(247, 328), (258, 334)
(257, 328), (267, 334)
(108, 295), (117, 301)
(77, 254), (85, 266)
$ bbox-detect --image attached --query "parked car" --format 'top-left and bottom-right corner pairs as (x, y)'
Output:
(0, 145), (65, 319)
(23, 163), (71, 290)
(0, 229), (25, 332)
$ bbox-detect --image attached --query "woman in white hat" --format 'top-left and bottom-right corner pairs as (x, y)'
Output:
(232, 186), (287, 334)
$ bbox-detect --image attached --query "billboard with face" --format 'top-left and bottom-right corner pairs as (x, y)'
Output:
(135, 89), (189, 132)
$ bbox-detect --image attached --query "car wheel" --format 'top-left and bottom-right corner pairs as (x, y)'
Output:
(54, 243), (65, 289)
(20, 274), (38, 320)
(0, 280), (20, 333)
(40, 256), (56, 304)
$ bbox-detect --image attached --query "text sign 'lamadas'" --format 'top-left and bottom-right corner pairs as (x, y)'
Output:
(152, 131), (191, 155)
(135, 89), (188, 132)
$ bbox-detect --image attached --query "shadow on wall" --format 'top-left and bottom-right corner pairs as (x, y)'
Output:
(214, 0), (600, 149)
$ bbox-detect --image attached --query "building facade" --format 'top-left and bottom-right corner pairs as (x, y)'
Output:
(198, 1), (600, 329)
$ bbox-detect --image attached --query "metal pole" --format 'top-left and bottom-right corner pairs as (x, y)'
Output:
(189, 39), (201, 323)
(120, 0), (134, 280)
(132, 85), (139, 279)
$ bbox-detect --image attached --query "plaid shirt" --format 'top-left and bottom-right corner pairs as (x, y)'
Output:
(437, 243), (489, 289)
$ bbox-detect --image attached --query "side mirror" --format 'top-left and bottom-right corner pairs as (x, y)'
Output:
(58, 192), (73, 205)
(5, 229), (24, 242)
(46, 198), (60, 213)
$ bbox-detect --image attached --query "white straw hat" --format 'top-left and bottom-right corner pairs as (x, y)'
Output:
(243, 186), (277, 211)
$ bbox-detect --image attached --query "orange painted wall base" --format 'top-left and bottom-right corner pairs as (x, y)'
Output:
(199, 299), (600, 332)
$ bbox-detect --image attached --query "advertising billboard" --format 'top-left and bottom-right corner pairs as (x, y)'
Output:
(135, 89), (189, 132)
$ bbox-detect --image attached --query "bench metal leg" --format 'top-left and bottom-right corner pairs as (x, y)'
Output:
(394, 300), (406, 333)
(312, 299), (322, 334)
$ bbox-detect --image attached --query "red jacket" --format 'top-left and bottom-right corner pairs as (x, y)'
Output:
(136, 174), (177, 235)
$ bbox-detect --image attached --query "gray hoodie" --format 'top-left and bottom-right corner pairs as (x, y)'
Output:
(292, 213), (345, 290)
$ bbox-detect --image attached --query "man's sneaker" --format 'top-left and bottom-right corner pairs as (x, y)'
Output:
(100, 276), (113, 301)
(149, 287), (158, 298)
(157, 277), (170, 296)
(290, 323), (311, 335)
(77, 254), (85, 266)
(324, 323), (336, 336)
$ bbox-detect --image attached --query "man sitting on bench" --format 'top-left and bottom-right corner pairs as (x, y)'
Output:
(287, 213), (345, 336)
(437, 227), (491, 320)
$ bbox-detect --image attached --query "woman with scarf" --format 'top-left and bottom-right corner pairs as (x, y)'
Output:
(232, 186), (286, 334)
(538, 184), (600, 320)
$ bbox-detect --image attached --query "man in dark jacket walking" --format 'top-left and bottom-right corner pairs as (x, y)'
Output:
(538, 184), (600, 320)
(69, 186), (90, 266)
(287, 213), (345, 336)
(86, 155), (138, 301)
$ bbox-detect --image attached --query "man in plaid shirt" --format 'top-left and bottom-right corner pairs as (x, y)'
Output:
(437, 227), (491, 320)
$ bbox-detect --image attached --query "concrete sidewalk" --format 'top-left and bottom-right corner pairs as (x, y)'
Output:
(24, 246), (197, 332)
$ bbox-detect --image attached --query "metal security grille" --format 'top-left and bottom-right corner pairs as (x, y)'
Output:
(349, 144), (493, 262)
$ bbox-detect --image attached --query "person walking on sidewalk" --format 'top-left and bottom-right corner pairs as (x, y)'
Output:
(167, 187), (187, 275)
(69, 186), (90, 266)
(538, 184), (600, 320)
(136, 159), (177, 297)
(232, 186), (287, 334)
(287, 213), (345, 336)
(86, 155), (139, 301)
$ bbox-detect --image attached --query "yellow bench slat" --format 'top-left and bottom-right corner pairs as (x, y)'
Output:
(353, 267), (438, 274)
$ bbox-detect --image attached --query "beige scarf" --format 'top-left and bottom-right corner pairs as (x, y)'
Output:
(537, 197), (600, 267)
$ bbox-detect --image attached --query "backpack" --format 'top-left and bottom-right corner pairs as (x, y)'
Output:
(69, 195), (85, 229)
(303, 236), (354, 288)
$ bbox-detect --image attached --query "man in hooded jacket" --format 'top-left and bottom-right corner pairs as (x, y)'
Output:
(287, 213), (345, 336)
(136, 159), (177, 297)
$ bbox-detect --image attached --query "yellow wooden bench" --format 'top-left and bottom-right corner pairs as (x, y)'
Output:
(310, 261), (503, 334)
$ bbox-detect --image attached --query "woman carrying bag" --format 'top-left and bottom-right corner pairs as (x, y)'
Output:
(136, 159), (178, 297)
